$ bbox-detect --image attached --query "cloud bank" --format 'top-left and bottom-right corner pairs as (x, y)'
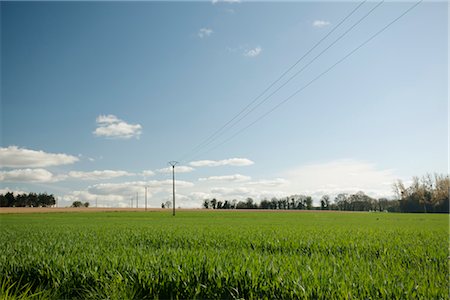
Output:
(283, 159), (397, 198)
(0, 146), (78, 168)
(0, 168), (57, 183)
(157, 166), (195, 173)
(67, 170), (134, 181)
(199, 174), (251, 182)
(190, 158), (254, 167)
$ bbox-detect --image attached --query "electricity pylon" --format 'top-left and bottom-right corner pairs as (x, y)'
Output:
(168, 161), (178, 216)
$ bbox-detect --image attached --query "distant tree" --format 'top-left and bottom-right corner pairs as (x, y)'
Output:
(222, 200), (231, 209)
(320, 195), (330, 210)
(165, 201), (172, 209)
(305, 196), (313, 210)
(432, 173), (449, 212)
(0, 194), (7, 207)
(29, 193), (37, 206)
(161, 203), (165, 208)
(245, 198), (255, 209)
(260, 199), (270, 209)
(211, 198), (217, 209)
(83, 202), (90, 207)
(49, 194), (56, 207)
(217, 201), (223, 209)
(270, 197), (279, 209)
(15, 193), (28, 207)
(231, 199), (237, 209)
(329, 203), (338, 211)
(203, 199), (210, 209)
(37, 193), (55, 207)
(348, 191), (374, 211)
(235, 201), (247, 209)
(72, 201), (83, 208)
(296, 195), (309, 210)
(277, 198), (285, 210)
(335, 194), (349, 211)
(0, 192), (55, 208)
(290, 197), (296, 210)
(394, 174), (449, 213)
(377, 198), (389, 211)
(5, 192), (15, 207)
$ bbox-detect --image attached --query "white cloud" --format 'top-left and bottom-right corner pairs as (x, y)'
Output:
(312, 20), (331, 28)
(243, 46), (262, 57)
(189, 158), (254, 167)
(88, 181), (147, 196)
(158, 193), (203, 209)
(0, 168), (161, 183)
(142, 170), (155, 177)
(198, 28), (213, 38)
(189, 191), (212, 200)
(78, 154), (95, 162)
(0, 146), (78, 168)
(62, 191), (126, 208)
(67, 170), (134, 181)
(147, 179), (194, 188)
(199, 174), (251, 182)
(156, 166), (195, 173)
(0, 168), (57, 182)
(282, 159), (398, 199)
(246, 178), (288, 187)
(61, 178), (195, 208)
(96, 115), (120, 124)
(93, 114), (142, 139)
(186, 160), (399, 206)
(211, 187), (252, 196)
(0, 188), (28, 195)
(88, 179), (194, 196)
(209, 187), (284, 200)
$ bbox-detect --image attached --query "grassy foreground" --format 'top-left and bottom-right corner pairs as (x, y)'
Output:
(0, 211), (448, 299)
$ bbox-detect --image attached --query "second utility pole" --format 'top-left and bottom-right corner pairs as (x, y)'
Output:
(145, 186), (148, 211)
(168, 161), (178, 216)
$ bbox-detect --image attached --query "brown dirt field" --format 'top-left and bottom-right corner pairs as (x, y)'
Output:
(0, 207), (356, 214)
(0, 207), (174, 214)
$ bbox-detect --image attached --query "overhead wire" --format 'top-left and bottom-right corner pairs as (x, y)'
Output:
(182, 0), (384, 162)
(177, 0), (367, 163)
(190, 0), (423, 160)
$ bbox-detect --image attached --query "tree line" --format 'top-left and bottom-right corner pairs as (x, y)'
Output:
(203, 174), (449, 213)
(0, 192), (56, 207)
(393, 173), (449, 213)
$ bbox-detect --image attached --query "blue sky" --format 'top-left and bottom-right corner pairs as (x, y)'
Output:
(1, 1), (447, 207)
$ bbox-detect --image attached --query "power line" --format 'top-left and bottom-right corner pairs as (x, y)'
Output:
(177, 1), (367, 163)
(183, 1), (384, 162)
(192, 0), (423, 160)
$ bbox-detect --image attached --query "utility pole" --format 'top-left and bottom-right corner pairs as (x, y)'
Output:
(145, 186), (148, 211)
(168, 161), (178, 216)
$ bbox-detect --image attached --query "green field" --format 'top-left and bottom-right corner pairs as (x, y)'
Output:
(0, 211), (448, 299)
